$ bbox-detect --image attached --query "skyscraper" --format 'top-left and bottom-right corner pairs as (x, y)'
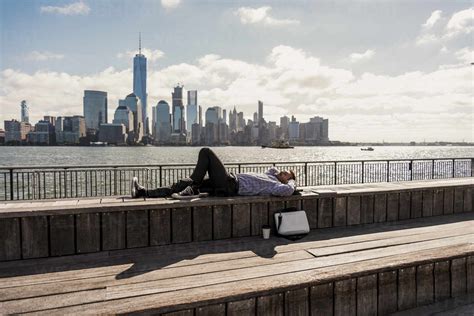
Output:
(83, 90), (108, 131)
(156, 100), (171, 142)
(119, 93), (143, 142)
(258, 100), (263, 126)
(133, 33), (147, 133)
(186, 90), (198, 137)
(20, 100), (29, 123)
(172, 85), (185, 134)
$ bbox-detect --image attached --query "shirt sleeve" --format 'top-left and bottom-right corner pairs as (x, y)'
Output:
(271, 179), (296, 197)
(266, 167), (279, 176)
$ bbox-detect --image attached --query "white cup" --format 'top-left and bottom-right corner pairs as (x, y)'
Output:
(262, 226), (271, 239)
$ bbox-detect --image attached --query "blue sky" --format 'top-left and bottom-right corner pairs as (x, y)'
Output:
(1, 0), (473, 141)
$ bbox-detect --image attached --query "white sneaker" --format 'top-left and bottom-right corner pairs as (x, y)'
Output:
(131, 177), (145, 198)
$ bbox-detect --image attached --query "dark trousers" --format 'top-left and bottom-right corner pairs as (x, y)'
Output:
(147, 148), (237, 197)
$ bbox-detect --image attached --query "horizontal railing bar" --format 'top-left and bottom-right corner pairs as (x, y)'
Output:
(1, 157), (472, 171)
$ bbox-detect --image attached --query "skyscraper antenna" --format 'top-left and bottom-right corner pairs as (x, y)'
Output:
(139, 32), (141, 55)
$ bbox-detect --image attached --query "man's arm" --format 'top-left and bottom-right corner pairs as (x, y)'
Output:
(266, 167), (279, 176)
(271, 179), (296, 197)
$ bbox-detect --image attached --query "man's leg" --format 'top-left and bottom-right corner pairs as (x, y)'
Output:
(190, 148), (229, 191)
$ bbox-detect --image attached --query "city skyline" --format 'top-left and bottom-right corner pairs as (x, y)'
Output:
(1, 1), (473, 142)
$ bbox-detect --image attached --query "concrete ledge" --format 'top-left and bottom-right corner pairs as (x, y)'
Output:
(0, 178), (472, 261)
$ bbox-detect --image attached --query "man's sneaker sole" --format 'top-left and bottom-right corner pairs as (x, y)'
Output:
(171, 192), (209, 200)
(131, 177), (138, 198)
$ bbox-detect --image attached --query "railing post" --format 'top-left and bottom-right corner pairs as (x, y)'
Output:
(386, 161), (390, 182)
(304, 162), (308, 187)
(452, 159), (455, 178)
(409, 160), (412, 181)
(238, 164), (241, 173)
(432, 159), (435, 179)
(334, 162), (337, 185)
(9, 169), (14, 201)
(361, 161), (365, 183)
(159, 166), (162, 187)
(471, 158), (474, 177)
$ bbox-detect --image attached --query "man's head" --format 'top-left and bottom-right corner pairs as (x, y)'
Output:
(277, 170), (296, 184)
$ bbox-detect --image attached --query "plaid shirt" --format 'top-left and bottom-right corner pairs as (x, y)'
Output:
(236, 167), (296, 196)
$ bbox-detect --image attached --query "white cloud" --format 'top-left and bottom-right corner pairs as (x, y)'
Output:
(1, 46), (472, 142)
(415, 33), (439, 46)
(161, 0), (181, 10)
(235, 6), (300, 27)
(117, 48), (165, 62)
(445, 7), (474, 38)
(454, 47), (473, 64)
(25, 51), (64, 61)
(422, 10), (442, 29)
(349, 49), (375, 63)
(40, 1), (90, 16)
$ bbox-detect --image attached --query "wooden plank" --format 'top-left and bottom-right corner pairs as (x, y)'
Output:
(373, 194), (386, 223)
(310, 283), (333, 316)
(257, 293), (284, 316)
(232, 204), (251, 238)
(227, 298), (255, 316)
(454, 188), (464, 213)
(433, 189), (444, 216)
(334, 278), (356, 316)
(318, 198), (333, 228)
(422, 190), (433, 217)
(347, 196), (361, 226)
(76, 213), (100, 254)
(434, 261), (450, 301)
(443, 188), (454, 214)
(416, 263), (434, 306)
(0, 218), (21, 261)
(101, 211), (126, 251)
(468, 256), (474, 294)
(399, 192), (411, 220)
(451, 257), (467, 297)
(285, 287), (309, 316)
(150, 209), (171, 246)
(285, 199), (301, 210)
(269, 201), (285, 234)
(378, 270), (397, 315)
(193, 206), (213, 242)
(50, 214), (75, 257)
(302, 198), (317, 229)
(196, 303), (225, 316)
(411, 191), (422, 218)
(357, 274), (377, 316)
(398, 266), (416, 311)
(162, 310), (194, 316)
(213, 205), (232, 240)
(386, 192), (399, 222)
(464, 188), (473, 212)
(333, 197), (346, 227)
(172, 208), (192, 244)
(251, 202), (268, 236)
(21, 216), (49, 259)
(126, 210), (149, 249)
(361, 195), (374, 224)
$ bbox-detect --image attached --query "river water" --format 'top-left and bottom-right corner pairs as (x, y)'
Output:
(1, 146), (473, 167)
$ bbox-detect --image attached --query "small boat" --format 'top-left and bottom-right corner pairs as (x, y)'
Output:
(262, 140), (294, 149)
(361, 147), (374, 151)
(90, 141), (108, 146)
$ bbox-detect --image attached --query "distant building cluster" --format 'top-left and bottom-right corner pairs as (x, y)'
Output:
(2, 35), (329, 146)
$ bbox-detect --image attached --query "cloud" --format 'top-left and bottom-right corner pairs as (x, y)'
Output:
(422, 10), (442, 29)
(454, 47), (473, 64)
(117, 48), (165, 62)
(40, 1), (90, 16)
(25, 51), (64, 61)
(161, 0), (181, 10)
(445, 7), (474, 38)
(1, 46), (472, 142)
(349, 49), (375, 63)
(235, 6), (300, 26)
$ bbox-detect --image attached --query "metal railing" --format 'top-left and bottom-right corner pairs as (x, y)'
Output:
(1, 158), (472, 201)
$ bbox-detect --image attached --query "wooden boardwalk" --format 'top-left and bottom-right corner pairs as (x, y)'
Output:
(0, 212), (473, 315)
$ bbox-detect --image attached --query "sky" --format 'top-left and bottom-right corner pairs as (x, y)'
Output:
(0, 0), (473, 142)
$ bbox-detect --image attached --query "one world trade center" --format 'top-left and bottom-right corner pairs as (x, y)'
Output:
(133, 33), (147, 134)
